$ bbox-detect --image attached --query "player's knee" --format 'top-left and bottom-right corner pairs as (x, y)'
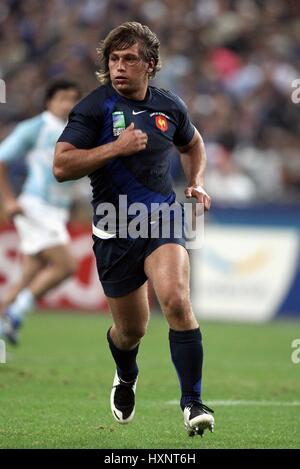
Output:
(121, 324), (147, 343)
(65, 257), (77, 277)
(163, 291), (191, 321)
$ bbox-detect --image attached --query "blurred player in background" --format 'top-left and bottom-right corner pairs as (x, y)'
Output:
(54, 23), (214, 437)
(0, 80), (81, 345)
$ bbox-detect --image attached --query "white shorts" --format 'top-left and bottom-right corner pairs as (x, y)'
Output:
(14, 194), (70, 255)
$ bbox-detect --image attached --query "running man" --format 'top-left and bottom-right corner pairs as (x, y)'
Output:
(54, 23), (214, 437)
(0, 80), (80, 344)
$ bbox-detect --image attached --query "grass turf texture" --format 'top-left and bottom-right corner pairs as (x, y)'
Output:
(0, 312), (299, 449)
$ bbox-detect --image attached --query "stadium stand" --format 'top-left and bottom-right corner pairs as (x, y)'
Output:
(0, 0), (299, 205)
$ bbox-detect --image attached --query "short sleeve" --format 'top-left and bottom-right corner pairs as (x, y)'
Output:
(58, 97), (102, 149)
(172, 95), (195, 147)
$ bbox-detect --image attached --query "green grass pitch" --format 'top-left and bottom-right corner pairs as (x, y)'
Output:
(0, 311), (299, 449)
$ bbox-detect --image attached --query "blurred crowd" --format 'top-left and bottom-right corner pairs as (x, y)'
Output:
(0, 0), (299, 206)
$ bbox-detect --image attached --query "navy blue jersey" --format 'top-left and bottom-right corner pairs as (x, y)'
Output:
(58, 83), (195, 229)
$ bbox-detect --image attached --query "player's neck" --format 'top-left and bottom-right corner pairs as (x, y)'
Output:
(46, 108), (65, 121)
(44, 110), (65, 123)
(112, 84), (148, 102)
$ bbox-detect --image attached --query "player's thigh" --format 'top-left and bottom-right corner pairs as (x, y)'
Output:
(39, 244), (76, 273)
(21, 254), (44, 284)
(107, 283), (150, 335)
(144, 243), (191, 309)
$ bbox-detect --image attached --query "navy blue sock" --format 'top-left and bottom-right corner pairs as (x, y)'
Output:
(169, 328), (203, 410)
(107, 328), (139, 382)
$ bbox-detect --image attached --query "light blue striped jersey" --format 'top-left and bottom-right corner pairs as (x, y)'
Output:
(0, 111), (74, 209)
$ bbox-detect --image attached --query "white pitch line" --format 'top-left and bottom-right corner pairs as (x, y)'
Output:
(166, 400), (300, 407)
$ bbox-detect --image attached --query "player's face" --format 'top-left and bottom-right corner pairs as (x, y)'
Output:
(47, 89), (79, 120)
(109, 43), (154, 100)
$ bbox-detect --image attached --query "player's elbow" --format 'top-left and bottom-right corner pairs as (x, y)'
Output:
(54, 142), (77, 182)
(53, 169), (64, 183)
(53, 146), (70, 182)
(53, 159), (67, 183)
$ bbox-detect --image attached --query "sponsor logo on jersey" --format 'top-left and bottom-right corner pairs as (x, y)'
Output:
(155, 115), (168, 132)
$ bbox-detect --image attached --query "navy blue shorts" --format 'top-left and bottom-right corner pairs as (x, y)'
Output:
(92, 208), (187, 298)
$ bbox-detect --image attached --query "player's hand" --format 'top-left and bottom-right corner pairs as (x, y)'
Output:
(3, 198), (24, 218)
(185, 185), (211, 211)
(114, 123), (148, 156)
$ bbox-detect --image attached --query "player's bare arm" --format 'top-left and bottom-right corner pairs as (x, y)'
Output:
(177, 128), (211, 211)
(53, 122), (148, 182)
(0, 162), (23, 218)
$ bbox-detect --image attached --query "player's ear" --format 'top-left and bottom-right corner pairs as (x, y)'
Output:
(147, 58), (155, 75)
